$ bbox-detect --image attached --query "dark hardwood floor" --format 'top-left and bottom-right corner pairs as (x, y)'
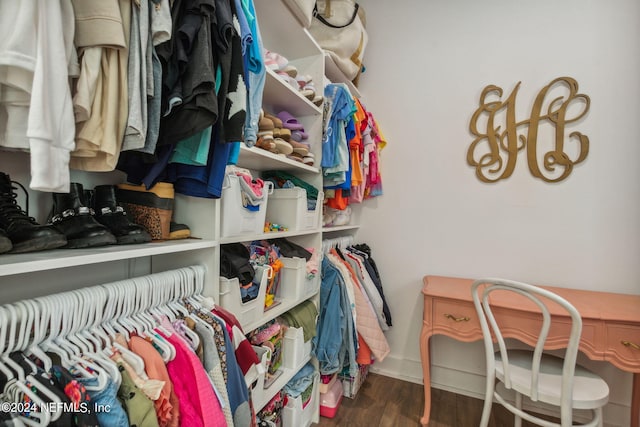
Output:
(314, 373), (558, 427)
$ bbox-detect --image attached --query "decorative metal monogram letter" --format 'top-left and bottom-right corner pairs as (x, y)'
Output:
(467, 77), (590, 183)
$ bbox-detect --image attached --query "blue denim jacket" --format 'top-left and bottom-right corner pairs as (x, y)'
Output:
(313, 257), (358, 375)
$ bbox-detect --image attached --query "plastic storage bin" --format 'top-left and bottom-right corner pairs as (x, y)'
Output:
(282, 326), (312, 371)
(265, 188), (323, 231)
(320, 377), (343, 419)
(219, 265), (269, 328)
(281, 371), (319, 427)
(319, 373), (337, 394)
(279, 257), (321, 302)
(250, 345), (270, 406)
(339, 363), (370, 398)
(220, 174), (273, 237)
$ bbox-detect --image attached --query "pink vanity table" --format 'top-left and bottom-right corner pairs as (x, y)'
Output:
(420, 275), (640, 426)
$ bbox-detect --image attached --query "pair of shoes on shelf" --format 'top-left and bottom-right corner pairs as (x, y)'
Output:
(265, 111), (310, 156)
(277, 110), (315, 163)
(264, 49), (297, 77)
(49, 183), (153, 248)
(264, 49), (323, 105)
(256, 110), (297, 156)
(287, 152), (315, 166)
(296, 75), (323, 106)
(323, 206), (351, 227)
(0, 172), (152, 252)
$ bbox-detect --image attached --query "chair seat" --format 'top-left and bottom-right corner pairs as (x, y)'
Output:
(495, 350), (610, 410)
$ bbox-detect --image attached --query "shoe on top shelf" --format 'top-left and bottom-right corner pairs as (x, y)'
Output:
(48, 183), (117, 249)
(0, 172), (67, 253)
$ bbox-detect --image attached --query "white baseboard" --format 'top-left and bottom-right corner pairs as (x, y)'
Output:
(369, 356), (630, 427)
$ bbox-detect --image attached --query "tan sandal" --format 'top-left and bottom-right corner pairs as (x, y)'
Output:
(264, 112), (283, 128)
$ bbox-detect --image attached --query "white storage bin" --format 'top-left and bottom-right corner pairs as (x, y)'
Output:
(266, 188), (323, 231)
(280, 257), (321, 301)
(219, 265), (269, 328)
(282, 326), (312, 371)
(282, 371), (319, 427)
(220, 174), (273, 237)
(250, 345), (270, 406)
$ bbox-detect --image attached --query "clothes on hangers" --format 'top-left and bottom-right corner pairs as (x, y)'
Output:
(128, 335), (179, 427)
(314, 241), (392, 377)
(321, 84), (387, 210)
(0, 265), (274, 427)
(314, 256), (358, 377)
(351, 243), (392, 327)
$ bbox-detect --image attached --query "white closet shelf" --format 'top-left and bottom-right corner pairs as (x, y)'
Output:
(322, 225), (361, 233)
(220, 228), (318, 245)
(263, 69), (322, 117)
(0, 239), (218, 277)
(238, 145), (319, 173)
(243, 291), (318, 334)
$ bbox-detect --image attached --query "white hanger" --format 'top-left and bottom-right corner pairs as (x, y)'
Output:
(38, 294), (74, 369)
(169, 269), (201, 352)
(177, 267), (219, 340)
(11, 303), (64, 423)
(2, 380), (51, 427)
(145, 273), (176, 360)
(134, 278), (174, 363)
(71, 288), (121, 389)
(104, 281), (147, 376)
(0, 308), (52, 427)
(121, 278), (170, 369)
(25, 298), (54, 372)
(0, 306), (18, 381)
(51, 293), (86, 361)
(49, 292), (108, 391)
(1, 304), (29, 381)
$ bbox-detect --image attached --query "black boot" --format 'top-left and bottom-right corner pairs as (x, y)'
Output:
(90, 185), (151, 245)
(48, 183), (116, 249)
(0, 172), (67, 253)
(0, 228), (12, 254)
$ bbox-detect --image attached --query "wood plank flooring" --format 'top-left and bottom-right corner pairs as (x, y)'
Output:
(314, 373), (558, 427)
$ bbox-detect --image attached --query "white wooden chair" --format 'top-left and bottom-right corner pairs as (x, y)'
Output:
(471, 278), (610, 427)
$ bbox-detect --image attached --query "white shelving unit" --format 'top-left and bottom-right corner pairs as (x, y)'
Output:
(220, 1), (327, 424)
(0, 1), (370, 425)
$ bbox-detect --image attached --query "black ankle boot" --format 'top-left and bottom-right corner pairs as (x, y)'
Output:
(0, 172), (67, 253)
(0, 228), (13, 254)
(48, 183), (117, 249)
(90, 185), (151, 245)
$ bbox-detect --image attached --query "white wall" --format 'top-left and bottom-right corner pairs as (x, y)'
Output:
(354, 0), (640, 424)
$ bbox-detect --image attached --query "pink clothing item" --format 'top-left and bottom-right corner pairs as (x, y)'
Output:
(305, 248), (320, 276)
(157, 328), (227, 427)
(235, 172), (264, 198)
